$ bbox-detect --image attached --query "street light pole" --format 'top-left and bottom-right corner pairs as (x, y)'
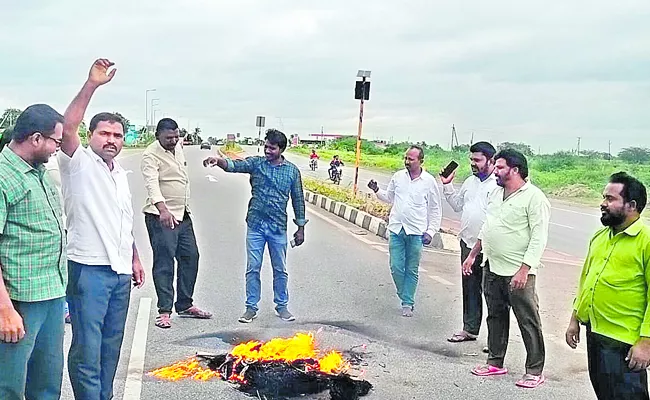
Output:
(150, 98), (159, 128)
(145, 89), (156, 130)
(353, 70), (371, 195)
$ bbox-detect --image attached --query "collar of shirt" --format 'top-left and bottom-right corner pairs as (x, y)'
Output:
(2, 146), (47, 176)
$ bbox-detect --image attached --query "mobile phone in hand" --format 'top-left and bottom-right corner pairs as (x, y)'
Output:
(290, 239), (296, 248)
(440, 161), (459, 178)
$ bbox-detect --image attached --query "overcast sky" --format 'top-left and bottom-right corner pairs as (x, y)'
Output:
(1, 0), (648, 153)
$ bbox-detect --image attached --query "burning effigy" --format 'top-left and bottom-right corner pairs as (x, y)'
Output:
(148, 332), (373, 400)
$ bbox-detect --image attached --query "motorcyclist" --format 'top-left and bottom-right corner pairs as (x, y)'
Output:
(309, 149), (319, 169)
(329, 155), (344, 180)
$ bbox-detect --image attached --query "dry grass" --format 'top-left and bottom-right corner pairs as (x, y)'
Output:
(302, 177), (391, 220)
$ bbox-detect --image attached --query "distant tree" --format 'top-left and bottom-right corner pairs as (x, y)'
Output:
(179, 128), (188, 137)
(452, 144), (470, 153)
(1, 108), (22, 129)
(498, 142), (534, 156)
(0, 127), (12, 151)
(113, 112), (130, 129)
(618, 147), (650, 164)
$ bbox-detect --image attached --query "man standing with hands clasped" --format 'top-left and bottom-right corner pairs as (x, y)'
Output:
(203, 129), (306, 323)
(567, 172), (650, 399)
(59, 58), (145, 400)
(464, 149), (550, 389)
(368, 145), (442, 317)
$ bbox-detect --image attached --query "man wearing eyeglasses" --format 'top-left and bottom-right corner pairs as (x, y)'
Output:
(0, 104), (67, 400)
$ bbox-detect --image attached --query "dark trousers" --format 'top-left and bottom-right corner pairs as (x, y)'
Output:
(484, 266), (545, 374)
(587, 326), (649, 400)
(460, 240), (485, 335)
(67, 261), (131, 400)
(0, 297), (65, 400)
(145, 211), (200, 314)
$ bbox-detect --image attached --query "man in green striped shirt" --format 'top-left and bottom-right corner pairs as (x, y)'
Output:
(566, 172), (650, 399)
(0, 104), (67, 400)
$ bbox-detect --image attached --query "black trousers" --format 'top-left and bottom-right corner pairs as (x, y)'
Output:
(460, 240), (485, 335)
(144, 212), (200, 314)
(587, 326), (649, 400)
(484, 266), (545, 374)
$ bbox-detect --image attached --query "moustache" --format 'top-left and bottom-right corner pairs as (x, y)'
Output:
(103, 145), (117, 151)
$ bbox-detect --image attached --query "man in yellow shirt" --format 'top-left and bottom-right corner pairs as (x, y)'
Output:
(463, 149), (550, 389)
(566, 172), (650, 399)
(141, 118), (212, 329)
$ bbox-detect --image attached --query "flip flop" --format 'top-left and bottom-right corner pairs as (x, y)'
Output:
(516, 374), (546, 388)
(177, 306), (213, 319)
(471, 364), (508, 377)
(155, 313), (171, 329)
(448, 332), (478, 343)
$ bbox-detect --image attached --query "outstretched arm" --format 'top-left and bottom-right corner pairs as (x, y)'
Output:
(61, 59), (116, 157)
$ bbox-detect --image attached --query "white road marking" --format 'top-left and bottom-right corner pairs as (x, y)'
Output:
(551, 206), (598, 217)
(428, 275), (455, 286)
(550, 222), (575, 229)
(122, 297), (152, 400)
(419, 267), (428, 273)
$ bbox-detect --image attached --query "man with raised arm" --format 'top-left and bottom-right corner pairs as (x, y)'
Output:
(59, 59), (145, 400)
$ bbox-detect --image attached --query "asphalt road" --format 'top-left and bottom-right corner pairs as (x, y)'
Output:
(58, 145), (596, 400)
(276, 146), (604, 264)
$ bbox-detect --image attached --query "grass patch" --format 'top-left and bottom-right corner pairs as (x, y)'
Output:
(293, 145), (650, 203)
(303, 177), (391, 220)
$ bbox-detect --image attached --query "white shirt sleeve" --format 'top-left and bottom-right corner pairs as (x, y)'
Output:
(426, 178), (443, 237)
(58, 145), (90, 177)
(376, 174), (396, 204)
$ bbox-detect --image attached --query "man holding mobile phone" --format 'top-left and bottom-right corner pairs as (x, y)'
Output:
(368, 145), (442, 317)
(440, 141), (497, 344)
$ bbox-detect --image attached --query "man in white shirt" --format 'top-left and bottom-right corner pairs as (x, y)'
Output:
(441, 141), (497, 343)
(368, 145), (442, 317)
(44, 155), (72, 324)
(59, 59), (145, 400)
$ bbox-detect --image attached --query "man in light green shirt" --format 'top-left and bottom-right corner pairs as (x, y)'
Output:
(566, 172), (650, 399)
(463, 149), (550, 389)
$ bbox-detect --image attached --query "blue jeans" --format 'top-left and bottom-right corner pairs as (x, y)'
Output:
(388, 228), (423, 307)
(67, 261), (131, 400)
(0, 297), (65, 400)
(245, 222), (289, 312)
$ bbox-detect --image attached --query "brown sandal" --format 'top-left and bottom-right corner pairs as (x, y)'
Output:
(155, 313), (171, 329)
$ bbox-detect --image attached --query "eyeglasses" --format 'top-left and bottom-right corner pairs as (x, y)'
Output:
(35, 133), (62, 146)
(47, 136), (63, 146)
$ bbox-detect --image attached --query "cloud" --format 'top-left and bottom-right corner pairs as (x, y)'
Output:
(0, 0), (648, 153)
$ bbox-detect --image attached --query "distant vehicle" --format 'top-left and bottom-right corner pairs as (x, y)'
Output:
(216, 139), (225, 145)
(200, 142), (211, 150)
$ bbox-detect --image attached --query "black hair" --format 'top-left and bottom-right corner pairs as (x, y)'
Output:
(156, 118), (179, 136)
(609, 171), (647, 213)
(494, 148), (529, 179)
(408, 145), (425, 161)
(11, 104), (64, 143)
(89, 112), (125, 133)
(470, 141), (496, 159)
(265, 129), (287, 151)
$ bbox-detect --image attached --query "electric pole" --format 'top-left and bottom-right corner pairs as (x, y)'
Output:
(577, 137), (581, 155)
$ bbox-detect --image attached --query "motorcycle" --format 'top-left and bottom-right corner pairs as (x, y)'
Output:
(330, 165), (343, 185)
(309, 158), (318, 171)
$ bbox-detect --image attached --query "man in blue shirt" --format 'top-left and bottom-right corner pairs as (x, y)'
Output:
(203, 129), (307, 323)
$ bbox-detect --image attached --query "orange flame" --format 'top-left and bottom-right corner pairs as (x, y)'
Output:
(148, 333), (350, 383)
(229, 332), (349, 374)
(147, 357), (221, 381)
